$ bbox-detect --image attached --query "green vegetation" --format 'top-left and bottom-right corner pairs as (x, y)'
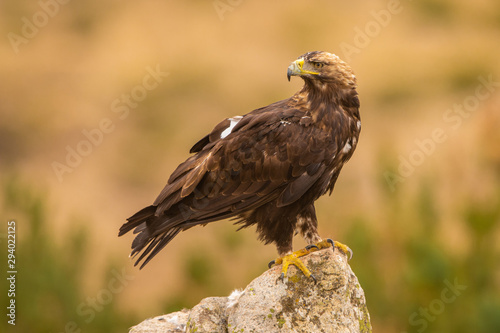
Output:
(345, 179), (500, 333)
(0, 179), (138, 333)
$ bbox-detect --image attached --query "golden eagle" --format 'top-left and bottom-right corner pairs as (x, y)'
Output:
(119, 51), (361, 281)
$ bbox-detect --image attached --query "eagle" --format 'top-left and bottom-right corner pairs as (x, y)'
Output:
(119, 51), (361, 282)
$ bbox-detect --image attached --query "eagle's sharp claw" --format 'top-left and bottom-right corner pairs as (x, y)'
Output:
(276, 272), (285, 284)
(332, 240), (353, 260)
(346, 247), (353, 260)
(305, 244), (320, 251)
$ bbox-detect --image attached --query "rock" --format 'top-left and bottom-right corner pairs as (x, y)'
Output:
(129, 310), (189, 333)
(129, 247), (372, 333)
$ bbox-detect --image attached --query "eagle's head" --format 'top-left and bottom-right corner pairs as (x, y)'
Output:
(287, 51), (356, 89)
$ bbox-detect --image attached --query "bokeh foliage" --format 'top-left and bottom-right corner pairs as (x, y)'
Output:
(346, 178), (500, 333)
(0, 179), (138, 333)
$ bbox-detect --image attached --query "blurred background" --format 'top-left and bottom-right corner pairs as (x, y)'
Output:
(1, 0), (500, 332)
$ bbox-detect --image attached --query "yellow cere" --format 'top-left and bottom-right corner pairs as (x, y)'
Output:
(295, 59), (320, 76)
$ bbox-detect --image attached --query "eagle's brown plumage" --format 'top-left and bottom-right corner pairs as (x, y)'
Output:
(119, 51), (360, 269)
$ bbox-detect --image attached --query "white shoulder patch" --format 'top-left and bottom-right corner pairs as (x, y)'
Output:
(221, 116), (243, 139)
(357, 120), (361, 130)
(342, 141), (352, 153)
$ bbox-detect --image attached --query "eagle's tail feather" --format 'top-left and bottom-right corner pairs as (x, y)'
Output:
(132, 227), (182, 269)
(118, 205), (156, 236)
(120, 205), (187, 269)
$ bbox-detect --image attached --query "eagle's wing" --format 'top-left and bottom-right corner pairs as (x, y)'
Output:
(121, 101), (340, 267)
(155, 106), (335, 218)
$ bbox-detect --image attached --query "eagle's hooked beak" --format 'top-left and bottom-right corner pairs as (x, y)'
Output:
(287, 58), (319, 81)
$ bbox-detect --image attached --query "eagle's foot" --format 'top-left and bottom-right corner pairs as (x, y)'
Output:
(269, 248), (317, 284)
(268, 239), (352, 283)
(317, 238), (353, 260)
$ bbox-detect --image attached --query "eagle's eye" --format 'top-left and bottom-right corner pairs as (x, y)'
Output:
(312, 62), (324, 69)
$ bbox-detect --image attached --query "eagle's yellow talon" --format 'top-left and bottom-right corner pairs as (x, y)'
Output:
(280, 253), (313, 280)
(333, 240), (353, 260)
(270, 239), (353, 282)
(268, 257), (283, 268)
(305, 244), (320, 252)
(314, 239), (353, 260)
(271, 247), (317, 281)
(316, 239), (334, 249)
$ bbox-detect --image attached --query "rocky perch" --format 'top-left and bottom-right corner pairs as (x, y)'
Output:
(129, 247), (372, 333)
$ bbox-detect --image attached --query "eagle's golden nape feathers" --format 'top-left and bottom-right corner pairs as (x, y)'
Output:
(119, 51), (360, 282)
